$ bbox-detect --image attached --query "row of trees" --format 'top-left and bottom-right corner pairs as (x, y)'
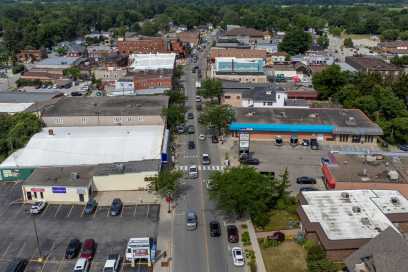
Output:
(313, 65), (408, 144)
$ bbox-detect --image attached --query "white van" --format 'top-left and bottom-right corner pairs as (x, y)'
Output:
(73, 258), (90, 272)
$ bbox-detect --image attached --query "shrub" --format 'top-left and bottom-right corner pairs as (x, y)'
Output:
(252, 212), (270, 228)
(12, 64), (25, 74)
(303, 239), (316, 251)
(249, 258), (257, 272)
(242, 231), (251, 246)
(307, 244), (326, 262)
(261, 237), (280, 249)
(241, 223), (248, 229)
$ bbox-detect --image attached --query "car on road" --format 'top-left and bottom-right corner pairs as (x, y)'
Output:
(227, 225), (239, 243)
(188, 141), (195, 150)
(80, 239), (96, 260)
(186, 210), (198, 230)
(188, 165), (198, 179)
(399, 144), (408, 152)
(5, 258), (28, 272)
(202, 153), (211, 165)
(83, 199), (97, 215)
(211, 135), (219, 143)
(187, 125), (195, 134)
(240, 157), (260, 165)
(71, 91), (83, 96)
(65, 238), (81, 259)
(30, 201), (47, 215)
(231, 247), (245, 266)
(199, 134), (206, 140)
(187, 112), (194, 119)
(296, 176), (317, 184)
(103, 254), (121, 272)
(310, 139), (319, 150)
(176, 125), (185, 134)
(110, 198), (123, 216)
(275, 137), (283, 146)
(73, 257), (90, 272)
(321, 157), (330, 164)
(299, 187), (319, 192)
(302, 139), (310, 146)
(195, 96), (201, 102)
(209, 221), (221, 237)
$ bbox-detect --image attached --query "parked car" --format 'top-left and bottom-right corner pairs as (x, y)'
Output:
(227, 225), (239, 243)
(231, 247), (245, 266)
(299, 187), (319, 192)
(199, 134), (206, 140)
(310, 139), (319, 150)
(302, 139), (310, 146)
(275, 137), (283, 146)
(65, 238), (81, 259)
(187, 112), (194, 119)
(103, 254), (121, 272)
(267, 231), (285, 242)
(195, 96), (201, 102)
(83, 199), (97, 215)
(30, 201), (47, 215)
(202, 153), (211, 165)
(296, 176), (317, 184)
(188, 141), (195, 150)
(188, 165), (198, 179)
(110, 199), (123, 216)
(211, 135), (219, 143)
(73, 258), (90, 272)
(176, 125), (185, 134)
(399, 144), (408, 152)
(187, 125), (195, 134)
(240, 157), (260, 165)
(71, 91), (83, 96)
(80, 239), (96, 260)
(186, 210), (198, 230)
(4, 258), (28, 272)
(209, 221), (221, 237)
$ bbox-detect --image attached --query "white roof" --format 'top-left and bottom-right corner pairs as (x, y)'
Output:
(130, 53), (176, 70)
(0, 103), (33, 113)
(1, 126), (164, 168)
(301, 190), (408, 240)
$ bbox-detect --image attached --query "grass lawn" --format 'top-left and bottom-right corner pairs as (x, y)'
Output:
(261, 241), (307, 272)
(256, 209), (299, 232)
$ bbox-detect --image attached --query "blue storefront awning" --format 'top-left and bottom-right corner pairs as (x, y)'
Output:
(229, 122), (335, 134)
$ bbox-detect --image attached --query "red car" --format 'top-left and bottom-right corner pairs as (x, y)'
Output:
(80, 239), (96, 260)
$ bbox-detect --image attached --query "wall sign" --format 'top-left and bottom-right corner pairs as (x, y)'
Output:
(52, 187), (66, 194)
(31, 188), (45, 193)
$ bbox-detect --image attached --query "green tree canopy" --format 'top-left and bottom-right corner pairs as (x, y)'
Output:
(343, 37), (354, 48)
(198, 79), (223, 102)
(162, 105), (186, 130)
(317, 33), (329, 49)
(149, 169), (182, 197)
(278, 28), (312, 55)
(199, 104), (235, 135)
(312, 64), (349, 100)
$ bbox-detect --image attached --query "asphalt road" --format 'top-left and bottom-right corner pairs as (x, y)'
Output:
(172, 39), (244, 272)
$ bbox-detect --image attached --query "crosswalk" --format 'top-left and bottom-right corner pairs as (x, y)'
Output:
(175, 165), (225, 171)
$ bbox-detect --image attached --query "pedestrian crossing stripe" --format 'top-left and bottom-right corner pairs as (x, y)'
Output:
(175, 165), (225, 171)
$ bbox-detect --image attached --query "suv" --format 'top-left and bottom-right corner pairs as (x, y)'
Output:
(4, 258), (28, 272)
(188, 141), (195, 150)
(187, 125), (195, 134)
(73, 258), (90, 272)
(296, 176), (317, 184)
(310, 139), (319, 150)
(209, 221), (221, 237)
(65, 238), (81, 259)
(176, 125), (185, 134)
(188, 165), (198, 179)
(30, 201), (47, 215)
(80, 239), (96, 260)
(186, 210), (198, 230)
(195, 96), (201, 102)
(202, 154), (211, 165)
(83, 199), (97, 215)
(227, 225), (239, 243)
(110, 198), (123, 216)
(103, 254), (120, 272)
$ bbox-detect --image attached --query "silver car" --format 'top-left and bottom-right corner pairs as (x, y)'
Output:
(30, 201), (47, 215)
(188, 165), (198, 179)
(186, 210), (198, 230)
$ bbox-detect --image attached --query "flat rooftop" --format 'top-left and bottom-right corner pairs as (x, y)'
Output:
(1, 126), (164, 168)
(130, 53), (176, 70)
(35, 56), (80, 66)
(95, 159), (160, 176)
(41, 96), (169, 117)
(0, 91), (61, 103)
(301, 190), (408, 241)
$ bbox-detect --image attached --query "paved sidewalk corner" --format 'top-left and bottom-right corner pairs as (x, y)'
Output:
(154, 199), (174, 272)
(247, 220), (266, 272)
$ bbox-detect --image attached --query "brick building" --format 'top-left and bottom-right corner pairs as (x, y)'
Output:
(117, 36), (168, 55)
(133, 71), (172, 91)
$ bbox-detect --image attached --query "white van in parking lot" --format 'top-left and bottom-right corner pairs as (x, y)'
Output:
(73, 258), (90, 272)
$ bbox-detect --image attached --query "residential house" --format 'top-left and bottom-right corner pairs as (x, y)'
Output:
(345, 56), (401, 78)
(57, 41), (87, 57)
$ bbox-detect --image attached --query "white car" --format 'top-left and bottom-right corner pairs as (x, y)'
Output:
(188, 165), (198, 179)
(30, 201), (47, 215)
(199, 134), (206, 140)
(232, 247), (245, 266)
(206, 179), (214, 190)
(73, 257), (90, 272)
(202, 153), (211, 165)
(103, 254), (120, 272)
(195, 96), (202, 102)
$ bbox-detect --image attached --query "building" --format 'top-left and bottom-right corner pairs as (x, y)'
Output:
(87, 45), (115, 60)
(57, 41), (87, 57)
(229, 108), (383, 144)
(94, 67), (128, 82)
(321, 154), (408, 197)
(22, 166), (94, 204)
(211, 57), (266, 83)
(215, 38), (251, 49)
(95, 53), (128, 68)
(214, 72), (268, 83)
(287, 86), (319, 101)
(114, 76), (135, 95)
(177, 31), (200, 48)
(223, 27), (265, 45)
(345, 227), (408, 272)
(0, 91), (62, 114)
(130, 53), (176, 71)
(267, 63), (311, 82)
(345, 56), (401, 78)
(40, 96), (169, 127)
(210, 48), (267, 61)
(133, 70), (172, 92)
(377, 40), (408, 57)
(255, 42), (279, 54)
(269, 52), (288, 63)
(117, 36), (167, 55)
(298, 190), (408, 260)
(16, 49), (47, 63)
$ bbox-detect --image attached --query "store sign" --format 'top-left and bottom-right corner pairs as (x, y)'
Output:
(133, 249), (149, 257)
(31, 188), (45, 193)
(239, 133), (250, 151)
(52, 187), (66, 194)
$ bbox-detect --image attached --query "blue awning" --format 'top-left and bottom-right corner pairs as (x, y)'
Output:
(229, 122), (335, 134)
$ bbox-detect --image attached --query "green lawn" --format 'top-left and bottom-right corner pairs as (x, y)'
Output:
(260, 241), (307, 272)
(256, 209), (299, 232)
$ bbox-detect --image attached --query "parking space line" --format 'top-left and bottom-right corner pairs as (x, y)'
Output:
(16, 241), (26, 257)
(80, 206), (85, 217)
(66, 205), (74, 218)
(106, 208), (110, 217)
(54, 205), (61, 217)
(133, 205), (137, 217)
(2, 241), (12, 257)
(147, 205), (150, 218)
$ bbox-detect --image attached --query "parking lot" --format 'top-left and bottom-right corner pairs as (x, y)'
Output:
(0, 183), (158, 272)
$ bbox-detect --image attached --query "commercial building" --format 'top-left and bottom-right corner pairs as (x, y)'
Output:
(377, 40), (408, 56)
(16, 49), (48, 63)
(40, 96), (168, 127)
(223, 27), (265, 45)
(133, 70), (172, 92)
(212, 57), (267, 83)
(298, 190), (408, 260)
(210, 48), (267, 61)
(130, 53), (176, 71)
(345, 56), (401, 78)
(229, 108), (383, 144)
(0, 91), (62, 114)
(87, 45), (116, 60)
(321, 154), (408, 198)
(214, 72), (268, 83)
(177, 31), (200, 48)
(117, 36), (167, 55)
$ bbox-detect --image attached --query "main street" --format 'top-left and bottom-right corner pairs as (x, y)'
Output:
(171, 37), (245, 272)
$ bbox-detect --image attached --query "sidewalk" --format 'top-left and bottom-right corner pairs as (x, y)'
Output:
(247, 220), (266, 272)
(153, 198), (174, 272)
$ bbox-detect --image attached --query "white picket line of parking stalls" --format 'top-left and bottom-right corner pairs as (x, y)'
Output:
(175, 165), (224, 171)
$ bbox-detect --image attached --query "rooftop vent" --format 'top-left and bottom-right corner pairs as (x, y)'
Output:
(345, 116), (357, 126)
(48, 129), (54, 136)
(341, 192), (350, 199)
(266, 91), (272, 95)
(280, 112), (286, 118)
(388, 170), (399, 181)
(361, 217), (370, 226)
(352, 206), (361, 213)
(391, 197), (400, 206)
(71, 172), (80, 181)
(247, 111), (255, 116)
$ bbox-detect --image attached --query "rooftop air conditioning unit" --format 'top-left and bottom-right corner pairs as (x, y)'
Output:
(388, 170), (399, 181)
(71, 172), (80, 180)
(391, 197), (400, 206)
(341, 192), (350, 199)
(352, 206), (361, 213)
(361, 217), (370, 225)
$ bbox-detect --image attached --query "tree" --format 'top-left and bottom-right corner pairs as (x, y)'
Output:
(343, 37), (354, 48)
(161, 105), (186, 130)
(165, 89), (186, 105)
(55, 47), (67, 56)
(140, 21), (159, 36)
(199, 104), (235, 135)
(392, 117), (408, 144)
(400, 31), (408, 41)
(391, 55), (408, 67)
(198, 79), (223, 103)
(312, 65), (349, 100)
(329, 26), (343, 36)
(278, 28), (312, 55)
(63, 67), (81, 80)
(149, 169), (182, 197)
(381, 29), (400, 41)
(317, 33), (329, 49)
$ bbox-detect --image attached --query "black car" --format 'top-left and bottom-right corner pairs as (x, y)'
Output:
(187, 112), (194, 119)
(84, 199), (97, 215)
(296, 176), (317, 184)
(71, 91), (83, 96)
(188, 141), (195, 150)
(227, 225), (239, 243)
(211, 135), (219, 144)
(240, 157), (260, 165)
(5, 258), (28, 272)
(299, 187), (319, 192)
(310, 139), (319, 150)
(110, 198), (123, 216)
(209, 221), (221, 237)
(187, 125), (195, 134)
(399, 144), (408, 152)
(65, 238), (81, 259)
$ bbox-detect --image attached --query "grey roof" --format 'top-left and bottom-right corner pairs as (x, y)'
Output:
(222, 81), (285, 102)
(216, 71), (265, 76)
(94, 159), (160, 176)
(234, 107), (383, 135)
(285, 99), (309, 107)
(345, 227), (408, 272)
(24, 165), (95, 187)
(0, 91), (61, 103)
(41, 96), (169, 117)
(36, 56), (80, 66)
